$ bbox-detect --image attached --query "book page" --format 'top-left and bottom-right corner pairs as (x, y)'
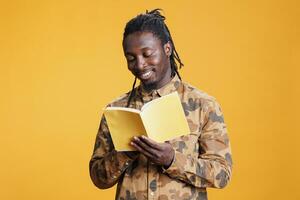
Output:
(104, 109), (146, 151)
(105, 106), (141, 113)
(140, 92), (190, 142)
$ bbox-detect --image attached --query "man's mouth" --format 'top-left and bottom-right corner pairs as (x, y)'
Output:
(138, 70), (153, 80)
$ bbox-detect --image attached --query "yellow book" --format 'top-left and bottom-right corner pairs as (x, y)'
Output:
(104, 92), (190, 151)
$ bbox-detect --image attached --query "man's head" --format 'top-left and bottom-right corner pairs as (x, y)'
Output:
(122, 9), (183, 91)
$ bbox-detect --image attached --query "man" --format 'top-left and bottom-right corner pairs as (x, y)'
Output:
(89, 9), (232, 200)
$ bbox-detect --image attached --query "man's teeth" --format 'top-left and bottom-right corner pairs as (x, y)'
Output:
(140, 71), (152, 79)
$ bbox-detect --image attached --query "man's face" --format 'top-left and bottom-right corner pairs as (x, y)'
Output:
(123, 31), (172, 90)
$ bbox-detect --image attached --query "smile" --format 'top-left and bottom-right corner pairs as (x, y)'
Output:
(139, 70), (153, 80)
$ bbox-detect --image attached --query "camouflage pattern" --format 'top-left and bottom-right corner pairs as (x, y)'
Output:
(89, 75), (232, 200)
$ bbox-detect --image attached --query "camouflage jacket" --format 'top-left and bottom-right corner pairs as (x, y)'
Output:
(89, 74), (232, 200)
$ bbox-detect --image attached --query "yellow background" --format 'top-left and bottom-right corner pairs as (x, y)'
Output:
(1, 0), (299, 199)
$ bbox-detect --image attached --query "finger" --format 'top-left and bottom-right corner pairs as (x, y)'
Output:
(139, 136), (162, 150)
(130, 141), (156, 160)
(133, 137), (159, 155)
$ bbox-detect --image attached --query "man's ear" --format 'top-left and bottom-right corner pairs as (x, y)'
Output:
(164, 41), (172, 57)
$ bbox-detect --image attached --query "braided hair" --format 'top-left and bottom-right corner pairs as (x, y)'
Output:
(123, 9), (184, 107)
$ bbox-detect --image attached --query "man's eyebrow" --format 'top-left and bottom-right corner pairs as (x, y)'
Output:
(124, 52), (134, 56)
(141, 47), (154, 50)
(125, 47), (155, 54)
(125, 47), (154, 55)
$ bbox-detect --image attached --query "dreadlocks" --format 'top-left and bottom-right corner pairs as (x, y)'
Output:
(124, 9), (184, 107)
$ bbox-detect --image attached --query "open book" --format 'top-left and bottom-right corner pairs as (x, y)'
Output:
(104, 92), (190, 151)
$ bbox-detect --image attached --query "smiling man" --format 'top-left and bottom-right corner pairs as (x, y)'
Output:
(89, 9), (232, 200)
(124, 31), (173, 91)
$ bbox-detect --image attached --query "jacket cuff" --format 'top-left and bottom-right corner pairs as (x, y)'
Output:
(161, 150), (187, 175)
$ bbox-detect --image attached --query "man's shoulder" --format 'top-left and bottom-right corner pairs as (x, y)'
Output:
(181, 81), (222, 111)
(182, 81), (216, 102)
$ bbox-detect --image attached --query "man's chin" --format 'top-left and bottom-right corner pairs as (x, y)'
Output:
(140, 79), (157, 90)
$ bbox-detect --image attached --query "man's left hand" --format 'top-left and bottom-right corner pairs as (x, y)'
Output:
(130, 136), (175, 168)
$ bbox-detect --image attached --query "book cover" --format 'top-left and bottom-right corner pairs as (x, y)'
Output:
(104, 92), (190, 151)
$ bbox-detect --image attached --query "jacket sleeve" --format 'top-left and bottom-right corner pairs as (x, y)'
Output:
(162, 99), (232, 189)
(89, 115), (138, 189)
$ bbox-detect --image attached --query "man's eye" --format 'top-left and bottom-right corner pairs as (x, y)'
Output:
(126, 56), (135, 61)
(144, 52), (153, 57)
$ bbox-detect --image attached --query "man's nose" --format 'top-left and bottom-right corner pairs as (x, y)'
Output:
(136, 56), (146, 70)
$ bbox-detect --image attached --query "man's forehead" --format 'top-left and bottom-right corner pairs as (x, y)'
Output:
(123, 32), (161, 50)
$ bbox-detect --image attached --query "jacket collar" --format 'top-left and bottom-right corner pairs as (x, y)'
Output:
(137, 74), (182, 97)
